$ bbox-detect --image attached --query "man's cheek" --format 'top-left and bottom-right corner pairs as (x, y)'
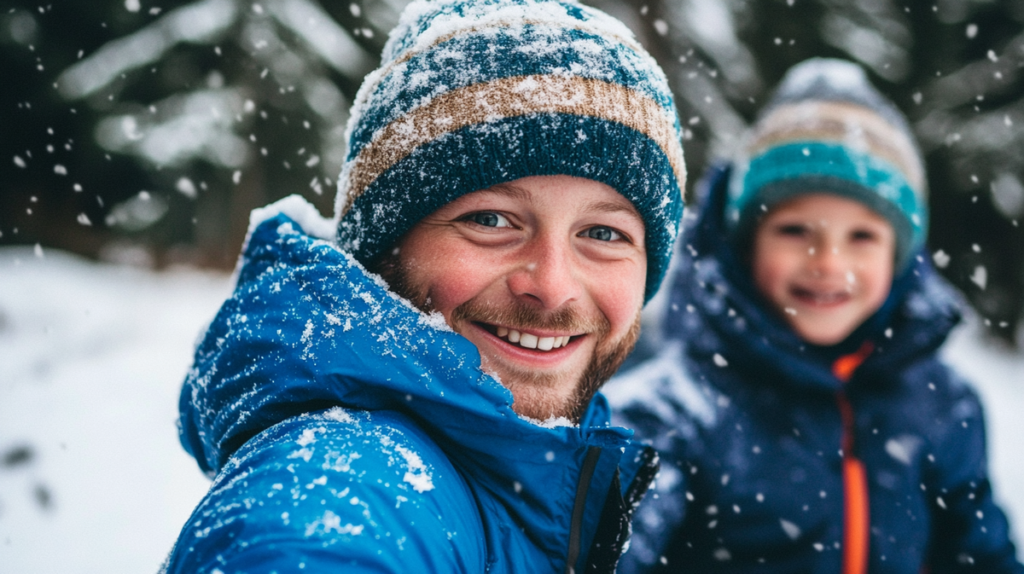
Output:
(597, 284), (644, 337)
(433, 278), (498, 326)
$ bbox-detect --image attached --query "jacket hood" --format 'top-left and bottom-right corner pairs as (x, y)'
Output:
(177, 195), (651, 571)
(665, 164), (964, 393)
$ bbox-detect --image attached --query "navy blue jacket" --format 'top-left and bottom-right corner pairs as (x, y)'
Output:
(607, 167), (1022, 573)
(163, 199), (658, 574)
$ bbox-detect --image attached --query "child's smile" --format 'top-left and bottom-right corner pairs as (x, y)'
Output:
(790, 284), (852, 307)
(751, 193), (896, 345)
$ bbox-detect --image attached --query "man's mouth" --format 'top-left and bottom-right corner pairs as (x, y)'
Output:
(478, 323), (576, 352)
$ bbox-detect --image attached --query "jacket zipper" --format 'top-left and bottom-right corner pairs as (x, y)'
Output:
(565, 446), (603, 574)
(833, 341), (874, 574)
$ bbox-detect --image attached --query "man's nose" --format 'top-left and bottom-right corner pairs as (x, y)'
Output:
(505, 235), (583, 310)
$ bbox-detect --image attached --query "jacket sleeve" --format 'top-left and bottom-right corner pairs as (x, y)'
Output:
(164, 409), (486, 574)
(925, 372), (1024, 573)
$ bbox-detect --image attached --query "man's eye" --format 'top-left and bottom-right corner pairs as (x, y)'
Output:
(584, 226), (623, 242)
(464, 212), (511, 228)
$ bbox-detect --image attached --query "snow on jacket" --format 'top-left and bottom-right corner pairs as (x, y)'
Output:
(163, 198), (659, 574)
(606, 166), (1023, 573)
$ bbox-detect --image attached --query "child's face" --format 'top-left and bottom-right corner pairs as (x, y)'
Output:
(751, 193), (896, 346)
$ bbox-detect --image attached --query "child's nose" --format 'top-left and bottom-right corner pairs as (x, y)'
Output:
(807, 242), (847, 276)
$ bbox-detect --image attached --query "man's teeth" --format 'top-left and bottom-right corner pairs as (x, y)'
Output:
(495, 326), (570, 351)
(520, 333), (538, 349)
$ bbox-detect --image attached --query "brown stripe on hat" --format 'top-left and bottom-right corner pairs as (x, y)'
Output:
(339, 74), (685, 216)
(744, 101), (925, 194)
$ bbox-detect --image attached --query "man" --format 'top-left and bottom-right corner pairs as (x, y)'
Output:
(163, 0), (685, 572)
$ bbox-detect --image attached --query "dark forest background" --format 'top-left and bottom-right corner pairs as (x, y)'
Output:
(2, 0), (1022, 347)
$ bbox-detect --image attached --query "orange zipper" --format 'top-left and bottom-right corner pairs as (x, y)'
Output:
(833, 341), (873, 574)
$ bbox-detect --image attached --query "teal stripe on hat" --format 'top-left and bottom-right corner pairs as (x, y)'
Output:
(731, 142), (927, 268)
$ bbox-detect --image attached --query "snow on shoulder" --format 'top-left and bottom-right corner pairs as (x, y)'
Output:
(379, 434), (435, 493)
(244, 194), (457, 339)
(246, 194), (338, 247)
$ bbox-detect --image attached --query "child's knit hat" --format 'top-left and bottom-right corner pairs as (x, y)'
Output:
(726, 58), (927, 272)
(335, 0), (686, 303)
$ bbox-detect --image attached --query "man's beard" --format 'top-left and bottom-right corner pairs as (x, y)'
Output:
(374, 254), (641, 422)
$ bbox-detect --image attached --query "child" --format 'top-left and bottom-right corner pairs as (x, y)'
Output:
(607, 59), (1023, 573)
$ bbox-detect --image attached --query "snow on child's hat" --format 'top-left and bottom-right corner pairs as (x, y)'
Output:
(727, 58), (928, 272)
(335, 0), (686, 303)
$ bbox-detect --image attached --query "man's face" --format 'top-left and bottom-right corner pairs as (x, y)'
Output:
(382, 175), (647, 422)
(751, 193), (896, 346)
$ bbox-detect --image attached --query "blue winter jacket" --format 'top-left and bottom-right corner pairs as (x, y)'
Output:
(607, 166), (1023, 573)
(164, 201), (658, 574)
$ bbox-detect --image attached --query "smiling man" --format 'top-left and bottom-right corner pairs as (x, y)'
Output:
(163, 0), (685, 572)
(380, 175), (649, 422)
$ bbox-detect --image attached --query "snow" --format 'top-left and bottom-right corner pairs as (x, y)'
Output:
(0, 248), (226, 573)
(518, 413), (576, 428)
(249, 194), (338, 243)
(393, 444), (435, 493)
(304, 510), (364, 537)
(0, 245), (1022, 572)
(389, 0), (641, 62)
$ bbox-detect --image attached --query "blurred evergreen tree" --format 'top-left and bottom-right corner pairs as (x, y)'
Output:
(1, 0), (1021, 346)
(1, 0), (384, 267)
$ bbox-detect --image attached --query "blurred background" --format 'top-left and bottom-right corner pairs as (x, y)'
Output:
(1, 0), (1022, 572)
(2, 0), (1023, 345)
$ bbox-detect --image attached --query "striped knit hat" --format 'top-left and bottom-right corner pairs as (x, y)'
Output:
(726, 58), (927, 272)
(335, 0), (686, 303)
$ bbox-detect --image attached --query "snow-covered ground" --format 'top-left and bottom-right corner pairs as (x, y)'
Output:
(0, 246), (1021, 573)
(0, 247), (225, 574)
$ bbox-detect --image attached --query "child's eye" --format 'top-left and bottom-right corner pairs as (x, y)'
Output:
(776, 223), (808, 237)
(851, 229), (878, 242)
(582, 226), (624, 242)
(463, 212), (512, 228)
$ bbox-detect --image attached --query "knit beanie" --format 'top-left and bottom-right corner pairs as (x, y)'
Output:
(335, 0), (686, 303)
(726, 58), (927, 272)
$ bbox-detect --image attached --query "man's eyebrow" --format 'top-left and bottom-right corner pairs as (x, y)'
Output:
(482, 182), (641, 219)
(482, 182), (530, 200)
(588, 200), (642, 219)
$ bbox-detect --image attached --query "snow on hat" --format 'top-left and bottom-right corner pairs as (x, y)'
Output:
(726, 58), (928, 272)
(335, 0), (686, 303)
